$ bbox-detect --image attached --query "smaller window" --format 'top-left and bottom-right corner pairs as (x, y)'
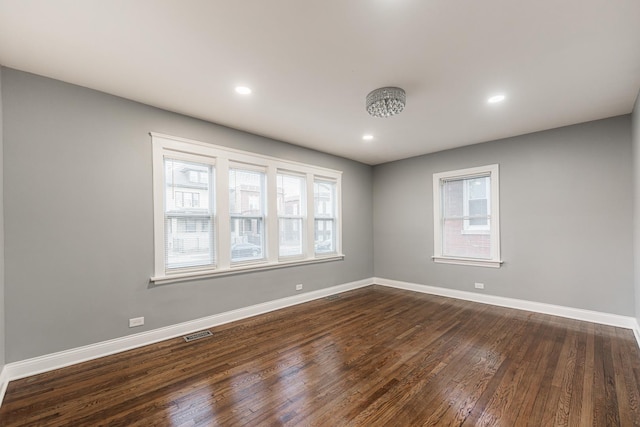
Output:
(433, 164), (501, 268)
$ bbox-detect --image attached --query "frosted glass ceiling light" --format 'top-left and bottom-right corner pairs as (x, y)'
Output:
(235, 86), (252, 95)
(366, 87), (406, 118)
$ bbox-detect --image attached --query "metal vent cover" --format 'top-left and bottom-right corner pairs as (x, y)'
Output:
(325, 294), (341, 301)
(183, 330), (213, 342)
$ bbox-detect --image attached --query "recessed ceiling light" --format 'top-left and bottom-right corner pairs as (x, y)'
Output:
(362, 134), (374, 141)
(235, 86), (252, 95)
(487, 94), (506, 104)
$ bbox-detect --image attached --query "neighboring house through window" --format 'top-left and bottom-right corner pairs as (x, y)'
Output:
(151, 133), (343, 284)
(432, 164), (501, 268)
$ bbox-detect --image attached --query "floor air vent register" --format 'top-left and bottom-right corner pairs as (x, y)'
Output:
(183, 330), (213, 342)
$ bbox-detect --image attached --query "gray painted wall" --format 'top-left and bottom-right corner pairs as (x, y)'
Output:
(373, 116), (634, 316)
(1, 65), (636, 364)
(633, 90), (640, 325)
(1, 68), (374, 362)
(0, 67), (5, 368)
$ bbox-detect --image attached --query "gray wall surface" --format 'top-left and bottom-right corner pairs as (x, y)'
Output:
(633, 90), (640, 325)
(1, 68), (374, 362)
(373, 116), (634, 316)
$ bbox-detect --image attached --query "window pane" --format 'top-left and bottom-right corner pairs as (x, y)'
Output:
(314, 180), (336, 254)
(469, 199), (488, 226)
(279, 218), (303, 257)
(164, 158), (214, 270)
(314, 181), (335, 217)
(229, 169), (264, 215)
(468, 177), (488, 199)
(442, 218), (491, 258)
(441, 176), (491, 259)
(230, 218), (264, 262)
(314, 219), (335, 253)
(229, 168), (265, 262)
(278, 174), (305, 257)
(277, 174), (304, 216)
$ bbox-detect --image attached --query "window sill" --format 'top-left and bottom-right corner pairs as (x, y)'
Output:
(432, 256), (502, 268)
(151, 254), (345, 285)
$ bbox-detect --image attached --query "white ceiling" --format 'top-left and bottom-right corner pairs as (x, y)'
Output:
(1, 1), (639, 165)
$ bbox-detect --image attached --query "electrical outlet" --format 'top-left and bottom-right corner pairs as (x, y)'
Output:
(474, 283), (484, 290)
(129, 317), (144, 328)
(296, 284), (303, 291)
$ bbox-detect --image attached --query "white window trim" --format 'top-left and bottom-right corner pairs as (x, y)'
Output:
(151, 132), (344, 284)
(432, 164), (502, 268)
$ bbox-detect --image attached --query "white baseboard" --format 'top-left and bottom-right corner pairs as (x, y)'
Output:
(633, 319), (640, 350)
(0, 365), (8, 408)
(1, 277), (638, 407)
(374, 277), (639, 333)
(0, 278), (371, 406)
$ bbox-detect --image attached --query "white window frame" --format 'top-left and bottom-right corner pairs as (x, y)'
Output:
(151, 132), (343, 284)
(432, 164), (502, 268)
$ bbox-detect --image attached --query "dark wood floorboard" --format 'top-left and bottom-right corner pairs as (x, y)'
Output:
(1, 285), (640, 426)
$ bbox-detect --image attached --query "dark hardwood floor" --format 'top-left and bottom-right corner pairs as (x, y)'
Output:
(1, 285), (639, 426)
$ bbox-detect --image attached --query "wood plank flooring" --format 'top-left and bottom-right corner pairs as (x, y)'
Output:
(1, 285), (639, 426)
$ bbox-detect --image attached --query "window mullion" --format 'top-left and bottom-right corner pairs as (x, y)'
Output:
(335, 176), (342, 255)
(305, 173), (315, 259)
(216, 158), (231, 269)
(266, 167), (279, 263)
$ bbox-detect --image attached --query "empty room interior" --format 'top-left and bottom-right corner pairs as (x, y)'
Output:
(1, 1), (640, 425)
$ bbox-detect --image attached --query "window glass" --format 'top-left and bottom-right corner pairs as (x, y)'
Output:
(277, 174), (305, 257)
(229, 168), (265, 263)
(164, 158), (214, 269)
(314, 180), (336, 254)
(441, 176), (491, 259)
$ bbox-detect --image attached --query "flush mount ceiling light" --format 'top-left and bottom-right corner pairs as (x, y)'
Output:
(366, 87), (406, 118)
(235, 86), (252, 95)
(362, 134), (374, 141)
(487, 94), (506, 104)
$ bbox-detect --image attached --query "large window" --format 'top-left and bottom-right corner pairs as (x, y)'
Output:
(432, 164), (501, 268)
(151, 133), (343, 283)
